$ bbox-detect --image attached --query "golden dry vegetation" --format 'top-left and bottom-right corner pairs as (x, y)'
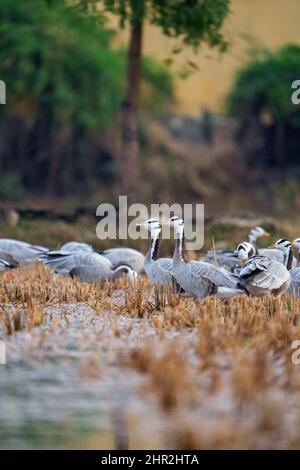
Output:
(1, 264), (300, 449)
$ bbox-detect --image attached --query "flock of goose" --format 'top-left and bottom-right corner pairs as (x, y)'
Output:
(1, 219), (300, 302)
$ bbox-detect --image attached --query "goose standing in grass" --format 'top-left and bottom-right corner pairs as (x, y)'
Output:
(237, 239), (291, 297)
(205, 226), (270, 272)
(99, 247), (145, 274)
(40, 250), (137, 282)
(168, 216), (239, 302)
(136, 218), (175, 287)
(0, 239), (48, 265)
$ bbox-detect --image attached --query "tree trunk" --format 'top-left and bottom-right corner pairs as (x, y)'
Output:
(119, 20), (143, 203)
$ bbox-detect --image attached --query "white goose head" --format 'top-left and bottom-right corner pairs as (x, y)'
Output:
(168, 215), (184, 235)
(237, 242), (256, 264)
(248, 226), (270, 244)
(136, 218), (161, 237)
(273, 239), (292, 254)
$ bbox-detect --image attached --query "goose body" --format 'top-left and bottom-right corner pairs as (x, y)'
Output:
(40, 250), (137, 282)
(237, 240), (291, 297)
(169, 217), (238, 302)
(0, 239), (48, 264)
(100, 247), (145, 274)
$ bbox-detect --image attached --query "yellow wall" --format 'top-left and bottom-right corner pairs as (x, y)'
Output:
(114, 0), (300, 114)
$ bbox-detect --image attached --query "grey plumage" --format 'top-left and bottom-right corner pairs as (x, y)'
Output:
(100, 247), (145, 273)
(238, 255), (290, 297)
(170, 216), (238, 302)
(0, 239), (48, 264)
(70, 264), (137, 283)
(40, 251), (113, 277)
(205, 226), (270, 272)
(60, 241), (94, 253)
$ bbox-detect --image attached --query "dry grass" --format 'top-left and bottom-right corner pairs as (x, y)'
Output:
(1, 264), (300, 449)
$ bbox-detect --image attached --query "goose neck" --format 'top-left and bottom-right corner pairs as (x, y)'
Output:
(174, 225), (186, 263)
(284, 247), (294, 271)
(146, 230), (161, 262)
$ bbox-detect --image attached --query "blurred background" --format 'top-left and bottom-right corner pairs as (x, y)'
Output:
(0, 0), (300, 247)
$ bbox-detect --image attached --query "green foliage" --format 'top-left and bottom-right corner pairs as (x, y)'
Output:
(0, 0), (125, 130)
(228, 45), (300, 124)
(100, 0), (230, 50)
(142, 55), (174, 110)
(0, 0), (175, 128)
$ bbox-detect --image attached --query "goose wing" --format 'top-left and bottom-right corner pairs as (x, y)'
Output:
(239, 256), (289, 290)
(189, 261), (238, 289)
(41, 251), (112, 275)
(0, 239), (48, 264)
(147, 257), (174, 285)
(0, 251), (19, 268)
(60, 242), (94, 253)
(289, 267), (300, 295)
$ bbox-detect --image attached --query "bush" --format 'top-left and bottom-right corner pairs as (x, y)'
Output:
(228, 45), (300, 168)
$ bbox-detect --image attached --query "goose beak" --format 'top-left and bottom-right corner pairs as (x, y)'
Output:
(160, 220), (169, 227)
(263, 230), (270, 237)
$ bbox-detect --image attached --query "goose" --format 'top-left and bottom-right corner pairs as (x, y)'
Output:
(237, 239), (291, 297)
(205, 226), (270, 272)
(168, 216), (239, 302)
(0, 239), (48, 264)
(70, 264), (137, 283)
(136, 218), (175, 287)
(99, 247), (145, 274)
(57, 241), (144, 273)
(40, 249), (137, 282)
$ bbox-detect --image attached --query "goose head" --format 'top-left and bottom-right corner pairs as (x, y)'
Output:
(168, 215), (184, 235)
(272, 239), (292, 254)
(248, 226), (270, 244)
(113, 264), (138, 281)
(136, 218), (161, 237)
(237, 242), (256, 264)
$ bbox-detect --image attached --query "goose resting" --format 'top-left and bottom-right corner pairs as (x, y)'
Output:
(0, 239), (48, 264)
(40, 250), (137, 282)
(237, 240), (291, 297)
